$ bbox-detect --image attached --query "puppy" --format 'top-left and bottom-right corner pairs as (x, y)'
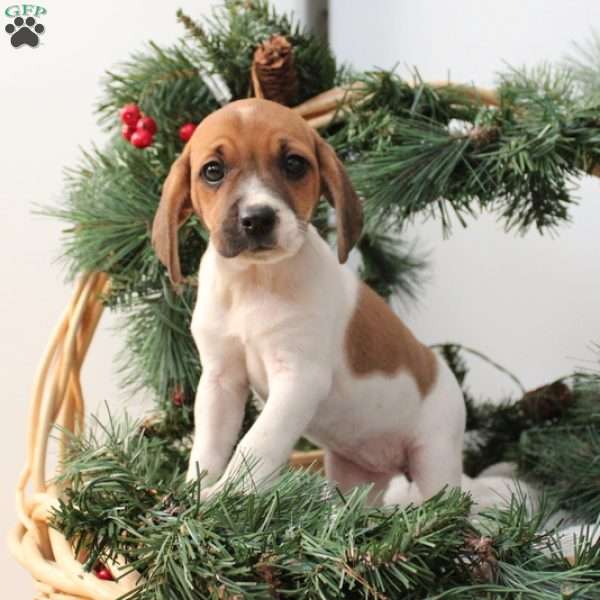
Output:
(152, 98), (465, 505)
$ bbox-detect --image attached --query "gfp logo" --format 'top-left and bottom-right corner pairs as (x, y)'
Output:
(4, 4), (46, 48)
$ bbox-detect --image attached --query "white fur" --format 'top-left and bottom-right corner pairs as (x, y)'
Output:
(187, 218), (467, 505)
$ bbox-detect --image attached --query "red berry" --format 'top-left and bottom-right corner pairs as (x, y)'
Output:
(120, 103), (141, 127)
(179, 122), (197, 142)
(130, 129), (153, 149)
(172, 386), (185, 407)
(137, 115), (157, 135)
(121, 123), (135, 141)
(96, 567), (113, 581)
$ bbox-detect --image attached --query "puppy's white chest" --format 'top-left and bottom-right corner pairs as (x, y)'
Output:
(245, 346), (269, 401)
(194, 276), (299, 399)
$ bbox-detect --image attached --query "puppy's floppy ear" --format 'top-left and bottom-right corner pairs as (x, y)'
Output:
(314, 132), (363, 263)
(152, 144), (193, 284)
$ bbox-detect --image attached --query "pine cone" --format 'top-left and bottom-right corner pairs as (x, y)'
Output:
(521, 381), (573, 421)
(464, 534), (497, 582)
(252, 34), (298, 106)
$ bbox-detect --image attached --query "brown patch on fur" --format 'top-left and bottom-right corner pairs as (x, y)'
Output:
(345, 283), (438, 396)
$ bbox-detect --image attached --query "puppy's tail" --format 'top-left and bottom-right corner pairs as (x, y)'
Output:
(461, 461), (540, 514)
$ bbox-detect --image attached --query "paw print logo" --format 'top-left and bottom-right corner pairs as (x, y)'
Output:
(5, 16), (44, 48)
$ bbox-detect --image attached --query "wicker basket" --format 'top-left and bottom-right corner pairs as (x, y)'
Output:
(12, 82), (589, 599)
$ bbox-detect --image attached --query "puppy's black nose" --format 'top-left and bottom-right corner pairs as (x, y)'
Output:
(240, 205), (277, 236)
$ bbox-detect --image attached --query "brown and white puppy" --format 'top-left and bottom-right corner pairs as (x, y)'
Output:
(152, 98), (465, 505)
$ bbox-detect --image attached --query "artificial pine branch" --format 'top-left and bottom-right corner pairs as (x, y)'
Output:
(51, 410), (600, 599)
(357, 232), (428, 302)
(118, 282), (200, 406)
(176, 8), (208, 44)
(330, 69), (599, 234)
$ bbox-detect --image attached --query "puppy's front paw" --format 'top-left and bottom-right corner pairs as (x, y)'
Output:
(185, 464), (222, 500)
(199, 481), (224, 501)
(197, 476), (256, 502)
(186, 462), (202, 483)
(186, 459), (217, 484)
(186, 453), (229, 484)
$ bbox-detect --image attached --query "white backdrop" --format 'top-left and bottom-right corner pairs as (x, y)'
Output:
(1, 1), (599, 594)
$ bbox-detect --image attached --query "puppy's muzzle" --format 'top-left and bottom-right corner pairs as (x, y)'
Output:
(216, 202), (280, 258)
(240, 205), (277, 248)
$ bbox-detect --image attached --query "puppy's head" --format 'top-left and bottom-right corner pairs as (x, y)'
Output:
(152, 98), (362, 283)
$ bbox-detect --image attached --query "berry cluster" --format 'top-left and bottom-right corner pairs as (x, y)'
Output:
(120, 103), (157, 149)
(119, 103), (200, 148)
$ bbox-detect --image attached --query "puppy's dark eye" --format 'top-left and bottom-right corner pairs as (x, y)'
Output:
(283, 154), (308, 179)
(201, 161), (225, 184)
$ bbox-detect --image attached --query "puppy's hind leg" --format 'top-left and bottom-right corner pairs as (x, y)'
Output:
(382, 358), (466, 507)
(381, 435), (463, 507)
